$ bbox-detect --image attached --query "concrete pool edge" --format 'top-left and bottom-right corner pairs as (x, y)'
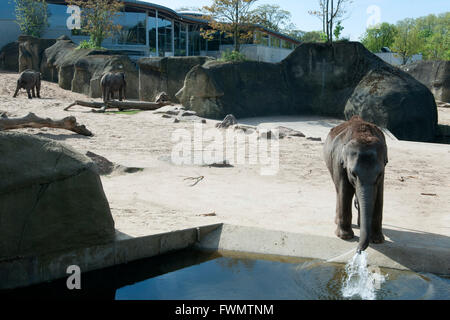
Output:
(195, 224), (450, 276)
(1, 222), (449, 290)
(0, 223), (222, 290)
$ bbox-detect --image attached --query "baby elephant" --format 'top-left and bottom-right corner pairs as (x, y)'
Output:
(13, 69), (41, 99)
(101, 72), (126, 102)
(323, 116), (388, 253)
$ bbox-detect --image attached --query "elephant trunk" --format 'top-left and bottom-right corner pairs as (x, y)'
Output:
(356, 185), (376, 253)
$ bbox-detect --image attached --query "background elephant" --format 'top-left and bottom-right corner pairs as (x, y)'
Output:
(13, 69), (41, 99)
(323, 116), (388, 253)
(101, 72), (126, 102)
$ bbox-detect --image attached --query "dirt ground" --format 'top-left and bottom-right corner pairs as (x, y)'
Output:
(1, 71), (449, 252)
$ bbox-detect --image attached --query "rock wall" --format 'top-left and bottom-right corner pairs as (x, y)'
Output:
(0, 41), (19, 72)
(138, 56), (214, 102)
(400, 60), (450, 103)
(41, 36), (139, 99)
(18, 35), (56, 72)
(0, 132), (115, 259)
(177, 42), (438, 142)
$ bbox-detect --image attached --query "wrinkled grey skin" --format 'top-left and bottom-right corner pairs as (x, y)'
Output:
(323, 116), (388, 253)
(13, 69), (41, 99)
(101, 72), (126, 102)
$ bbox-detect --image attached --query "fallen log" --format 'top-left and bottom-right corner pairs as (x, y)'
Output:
(64, 100), (172, 112)
(0, 112), (93, 136)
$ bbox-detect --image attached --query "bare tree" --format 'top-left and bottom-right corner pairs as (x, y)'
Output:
(309, 0), (352, 43)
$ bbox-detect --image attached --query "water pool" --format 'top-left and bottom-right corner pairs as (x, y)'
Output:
(1, 249), (449, 300)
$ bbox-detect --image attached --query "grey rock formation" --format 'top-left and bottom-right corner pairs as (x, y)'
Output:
(400, 60), (450, 103)
(0, 41), (19, 72)
(18, 35), (56, 73)
(138, 56), (214, 102)
(0, 132), (115, 259)
(177, 42), (438, 142)
(40, 37), (139, 99)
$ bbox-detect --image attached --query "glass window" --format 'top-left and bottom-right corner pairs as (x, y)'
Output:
(157, 16), (172, 56)
(189, 24), (201, 56)
(0, 1), (15, 19)
(115, 11), (146, 45)
(271, 37), (280, 48)
(174, 21), (187, 56)
(282, 40), (293, 49)
(148, 10), (157, 55)
(48, 4), (69, 28)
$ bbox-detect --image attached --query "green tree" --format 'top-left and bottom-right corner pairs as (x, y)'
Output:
(392, 18), (422, 64)
(13, 0), (50, 38)
(201, 0), (258, 52)
(333, 21), (344, 40)
(360, 22), (398, 52)
(67, 0), (124, 49)
(251, 4), (293, 33)
(415, 13), (450, 60)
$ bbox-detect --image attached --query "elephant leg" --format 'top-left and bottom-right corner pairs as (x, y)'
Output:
(334, 174), (355, 240)
(371, 181), (385, 243)
(105, 87), (110, 102)
(119, 87), (123, 101)
(26, 88), (32, 99)
(110, 91), (115, 100)
(13, 85), (20, 98)
(36, 82), (41, 98)
(32, 87), (36, 98)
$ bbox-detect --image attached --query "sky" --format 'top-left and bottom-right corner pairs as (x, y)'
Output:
(142, 0), (450, 40)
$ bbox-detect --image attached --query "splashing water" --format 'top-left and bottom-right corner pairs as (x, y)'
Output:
(341, 251), (387, 300)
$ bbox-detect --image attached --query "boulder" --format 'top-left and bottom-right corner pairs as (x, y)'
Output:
(0, 132), (115, 259)
(138, 56), (214, 102)
(18, 35), (56, 72)
(177, 42), (438, 142)
(400, 60), (450, 103)
(0, 41), (19, 72)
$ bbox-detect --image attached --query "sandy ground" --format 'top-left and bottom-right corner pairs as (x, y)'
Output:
(1, 71), (449, 252)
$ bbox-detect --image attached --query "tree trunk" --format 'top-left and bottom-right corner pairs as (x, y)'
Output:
(0, 112), (92, 136)
(64, 100), (171, 111)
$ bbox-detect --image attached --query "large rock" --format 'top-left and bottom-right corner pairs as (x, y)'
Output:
(0, 132), (115, 259)
(138, 56), (214, 102)
(18, 35), (56, 72)
(72, 54), (138, 99)
(0, 41), (19, 72)
(177, 42), (438, 142)
(41, 37), (139, 99)
(400, 60), (450, 103)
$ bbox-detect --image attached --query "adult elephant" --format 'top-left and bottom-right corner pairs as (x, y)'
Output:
(323, 116), (388, 253)
(101, 72), (126, 102)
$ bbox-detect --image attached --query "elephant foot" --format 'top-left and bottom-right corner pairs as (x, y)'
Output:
(335, 227), (354, 240)
(371, 232), (385, 244)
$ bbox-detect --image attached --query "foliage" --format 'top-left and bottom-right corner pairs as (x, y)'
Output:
(309, 0), (353, 43)
(333, 21), (344, 40)
(13, 0), (50, 38)
(76, 39), (106, 50)
(360, 13), (449, 62)
(67, 0), (124, 49)
(251, 4), (294, 33)
(286, 30), (327, 43)
(201, 0), (258, 52)
(219, 50), (247, 62)
(360, 23), (398, 53)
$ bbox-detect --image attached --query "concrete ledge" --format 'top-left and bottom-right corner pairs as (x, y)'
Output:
(196, 224), (450, 276)
(0, 223), (222, 290)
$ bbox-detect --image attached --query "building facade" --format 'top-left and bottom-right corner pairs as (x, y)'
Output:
(0, 0), (300, 62)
